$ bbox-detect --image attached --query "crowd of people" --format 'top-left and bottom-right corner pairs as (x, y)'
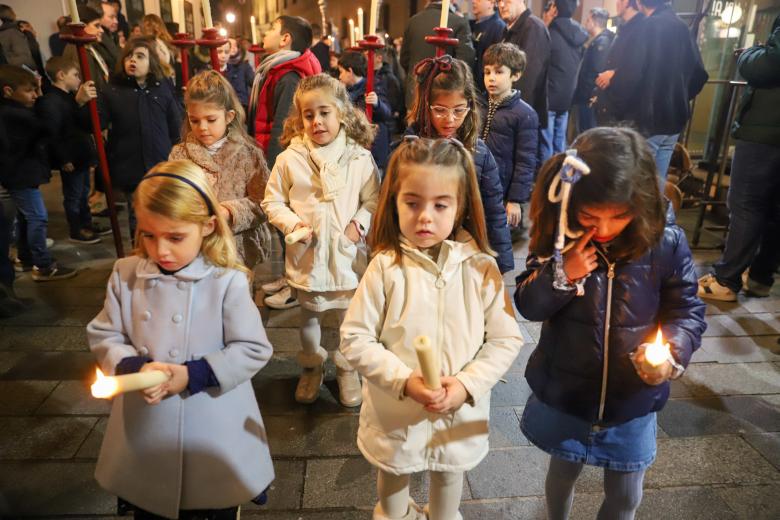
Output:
(0, 0), (778, 519)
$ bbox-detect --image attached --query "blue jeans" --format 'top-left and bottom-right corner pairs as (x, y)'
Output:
(9, 188), (52, 268)
(714, 140), (780, 292)
(576, 104), (596, 134)
(61, 167), (93, 236)
(646, 133), (679, 183)
(540, 110), (570, 160)
(0, 190), (15, 289)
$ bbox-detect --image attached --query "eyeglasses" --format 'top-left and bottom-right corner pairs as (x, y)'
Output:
(429, 105), (471, 120)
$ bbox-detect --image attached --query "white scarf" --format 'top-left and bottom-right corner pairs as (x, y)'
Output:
(301, 129), (348, 201)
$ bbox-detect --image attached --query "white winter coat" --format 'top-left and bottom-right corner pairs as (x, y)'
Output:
(261, 135), (380, 293)
(87, 255), (274, 518)
(340, 231), (524, 474)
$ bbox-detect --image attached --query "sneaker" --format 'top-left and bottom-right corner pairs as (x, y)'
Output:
(698, 274), (737, 302)
(69, 229), (101, 244)
(260, 276), (288, 294)
(13, 258), (33, 272)
(264, 285), (299, 309)
(336, 368), (363, 407)
(32, 263), (78, 282)
(90, 222), (113, 236)
(46, 238), (54, 248)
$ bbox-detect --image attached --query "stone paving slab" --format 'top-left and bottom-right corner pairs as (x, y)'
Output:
(742, 432), (780, 471)
(0, 416), (97, 459)
(253, 374), (355, 416)
(0, 380), (57, 415)
(242, 459), (305, 511)
(0, 302), (101, 327)
(692, 335), (780, 363)
(76, 417), (107, 459)
(716, 484), (780, 520)
(0, 351), (97, 381)
(489, 407), (530, 448)
(265, 414), (361, 458)
(489, 374), (532, 407)
(14, 285), (108, 307)
(36, 380), (112, 415)
(0, 325), (90, 351)
(658, 396), (780, 436)
(266, 326), (340, 353)
(680, 362), (780, 396)
(703, 313), (780, 337)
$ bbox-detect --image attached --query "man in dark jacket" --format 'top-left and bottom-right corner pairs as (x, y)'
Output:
(310, 24), (330, 73)
(48, 16), (70, 58)
(0, 5), (36, 71)
(541, 0), (587, 156)
(400, 1), (476, 110)
(572, 8), (613, 133)
(699, 15), (780, 302)
(471, 0), (506, 94)
(374, 44), (405, 134)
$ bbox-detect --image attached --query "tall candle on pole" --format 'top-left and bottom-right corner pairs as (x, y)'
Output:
(348, 18), (355, 47)
(68, 0), (81, 23)
(178, 0), (186, 30)
(202, 0), (213, 28)
(357, 8), (364, 40)
(439, 0), (450, 27)
(250, 15), (258, 44)
(369, 0), (378, 35)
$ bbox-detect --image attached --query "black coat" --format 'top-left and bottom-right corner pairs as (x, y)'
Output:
(572, 29), (614, 105)
(547, 17), (587, 112)
(503, 10), (550, 127)
(347, 77), (393, 170)
(0, 99), (51, 189)
(514, 211), (706, 425)
(225, 61), (254, 107)
(481, 91), (538, 203)
(376, 62), (404, 134)
(36, 88), (96, 170)
(99, 77), (182, 191)
(311, 41), (330, 74)
(471, 12), (507, 93)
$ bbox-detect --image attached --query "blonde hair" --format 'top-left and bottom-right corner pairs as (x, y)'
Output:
(133, 160), (249, 276)
(280, 73), (376, 149)
(182, 70), (254, 147)
(370, 137), (493, 263)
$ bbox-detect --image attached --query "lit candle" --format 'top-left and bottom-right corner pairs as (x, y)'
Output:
(348, 18), (355, 47)
(413, 335), (441, 390)
(68, 0), (80, 24)
(250, 15), (258, 44)
(91, 368), (170, 399)
(285, 226), (310, 244)
(369, 0), (378, 35)
(357, 8), (364, 40)
(645, 329), (671, 367)
(439, 0), (450, 28)
(202, 0), (213, 28)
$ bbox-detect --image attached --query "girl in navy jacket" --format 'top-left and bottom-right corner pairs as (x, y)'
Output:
(514, 127), (706, 520)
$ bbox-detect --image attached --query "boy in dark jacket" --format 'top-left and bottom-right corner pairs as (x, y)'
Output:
(0, 64), (77, 281)
(218, 39), (254, 114)
(38, 56), (108, 244)
(481, 43), (538, 234)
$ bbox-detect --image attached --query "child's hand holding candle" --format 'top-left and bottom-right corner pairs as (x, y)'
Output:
(141, 362), (189, 405)
(285, 223), (313, 245)
(631, 329), (674, 386)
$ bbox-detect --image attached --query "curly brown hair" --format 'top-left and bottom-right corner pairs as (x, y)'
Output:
(279, 73), (376, 149)
(112, 36), (167, 84)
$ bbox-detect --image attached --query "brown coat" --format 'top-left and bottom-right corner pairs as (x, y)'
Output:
(170, 131), (272, 269)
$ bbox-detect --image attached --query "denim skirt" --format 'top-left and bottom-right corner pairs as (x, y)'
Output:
(520, 393), (657, 472)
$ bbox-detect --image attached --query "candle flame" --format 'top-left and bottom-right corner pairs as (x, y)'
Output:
(91, 368), (119, 399)
(645, 328), (670, 367)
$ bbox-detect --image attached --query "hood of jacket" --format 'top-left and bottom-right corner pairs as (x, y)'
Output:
(551, 17), (588, 48)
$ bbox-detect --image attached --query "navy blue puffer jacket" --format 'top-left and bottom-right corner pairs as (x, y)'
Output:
(514, 212), (706, 425)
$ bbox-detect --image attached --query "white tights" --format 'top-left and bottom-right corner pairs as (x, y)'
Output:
(299, 307), (346, 356)
(377, 469), (463, 520)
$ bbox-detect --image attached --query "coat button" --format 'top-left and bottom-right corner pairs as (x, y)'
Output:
(172, 314), (183, 323)
(177, 281), (187, 290)
(169, 349), (179, 357)
(142, 311), (152, 321)
(139, 346), (149, 355)
(148, 279), (158, 288)
(435, 277), (445, 289)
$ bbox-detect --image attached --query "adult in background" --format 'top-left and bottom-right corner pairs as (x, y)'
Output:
(64, 6), (110, 92)
(400, 0), (475, 110)
(49, 16), (70, 58)
(471, 0), (506, 95)
(0, 5), (37, 71)
(310, 24), (330, 74)
(87, 0), (121, 72)
(572, 7), (614, 133)
(698, 16), (780, 302)
(541, 0), (587, 156)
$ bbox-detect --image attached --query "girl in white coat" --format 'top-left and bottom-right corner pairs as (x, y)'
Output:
(262, 74), (380, 407)
(340, 137), (524, 520)
(88, 161), (274, 519)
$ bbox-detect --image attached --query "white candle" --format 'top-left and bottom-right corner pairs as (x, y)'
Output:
(369, 0), (378, 36)
(357, 8), (364, 40)
(354, 26), (361, 44)
(178, 0), (186, 32)
(91, 368), (170, 399)
(250, 15), (258, 44)
(68, 0), (80, 24)
(645, 329), (670, 367)
(285, 226), (311, 244)
(348, 18), (355, 46)
(202, 0), (213, 28)
(439, 0), (450, 28)
(414, 335), (441, 390)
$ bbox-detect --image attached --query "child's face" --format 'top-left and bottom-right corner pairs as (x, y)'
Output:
(576, 204), (634, 243)
(217, 41), (231, 66)
(263, 21), (289, 53)
(3, 83), (38, 107)
(337, 65), (359, 87)
(300, 89), (341, 146)
(60, 67), (82, 93)
(396, 163), (460, 249)
(429, 90), (470, 139)
(484, 64), (520, 99)
(136, 207), (215, 272)
(124, 46), (150, 79)
(187, 101), (235, 147)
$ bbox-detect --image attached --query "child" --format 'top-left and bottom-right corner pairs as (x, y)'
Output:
(514, 127), (706, 520)
(337, 50), (393, 172)
(262, 74), (380, 407)
(222, 38), (254, 115)
(99, 37), (182, 236)
(87, 160), (275, 519)
(0, 64), (77, 281)
(481, 43), (539, 231)
(169, 70), (272, 273)
(404, 55), (513, 273)
(340, 137), (523, 520)
(38, 56), (110, 244)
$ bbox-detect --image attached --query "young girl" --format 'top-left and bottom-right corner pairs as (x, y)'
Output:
(169, 70), (271, 272)
(99, 37), (182, 236)
(405, 55), (513, 273)
(340, 137), (524, 520)
(87, 161), (274, 519)
(262, 73), (380, 407)
(514, 127), (707, 520)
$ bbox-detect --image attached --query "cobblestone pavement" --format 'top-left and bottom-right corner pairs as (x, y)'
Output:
(1, 179), (778, 519)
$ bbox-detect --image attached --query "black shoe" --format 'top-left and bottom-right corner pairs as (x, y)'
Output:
(32, 263), (78, 282)
(90, 222), (113, 236)
(92, 206), (122, 218)
(69, 229), (101, 244)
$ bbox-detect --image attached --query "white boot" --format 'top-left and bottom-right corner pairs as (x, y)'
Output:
(295, 347), (328, 404)
(423, 504), (462, 520)
(333, 350), (362, 407)
(373, 498), (426, 520)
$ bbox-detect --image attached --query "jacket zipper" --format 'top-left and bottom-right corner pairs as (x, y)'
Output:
(597, 252), (616, 424)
